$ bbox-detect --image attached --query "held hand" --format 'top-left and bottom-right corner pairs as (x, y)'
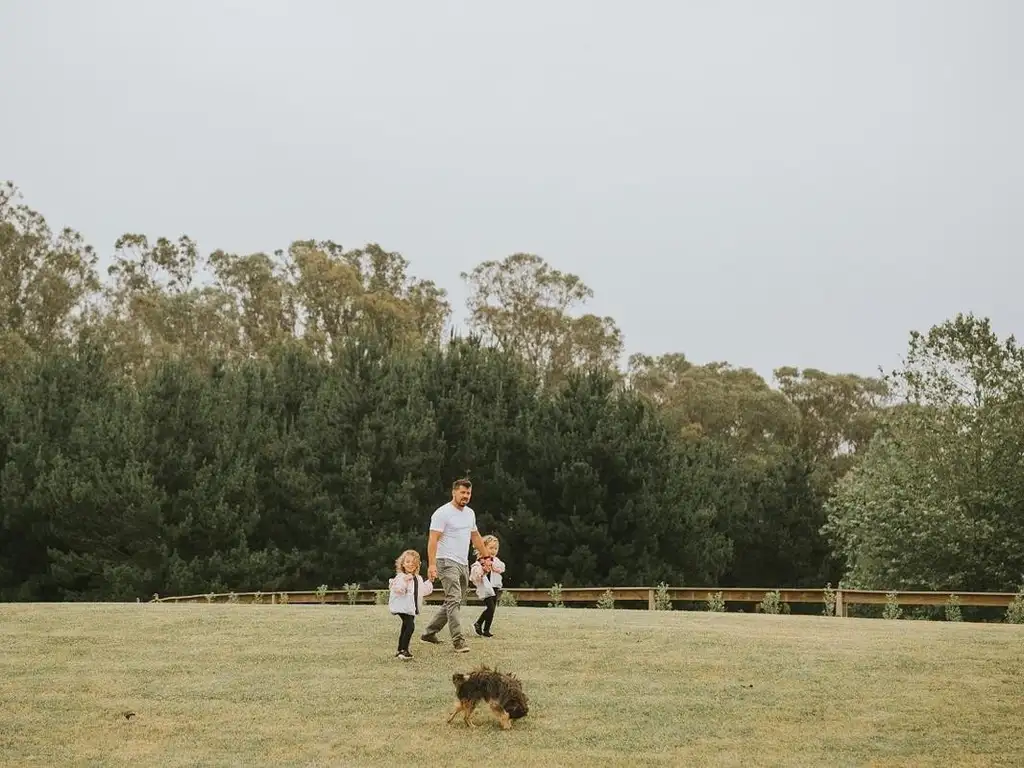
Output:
(427, 563), (438, 581)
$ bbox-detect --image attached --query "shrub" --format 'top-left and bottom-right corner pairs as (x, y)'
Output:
(547, 583), (564, 608)
(1006, 584), (1024, 624)
(654, 583), (673, 611)
(822, 583), (836, 617)
(499, 591), (518, 608)
(945, 594), (962, 622)
(343, 583), (360, 605)
(883, 591), (902, 620)
(706, 591), (726, 612)
(596, 589), (615, 609)
(759, 590), (787, 615)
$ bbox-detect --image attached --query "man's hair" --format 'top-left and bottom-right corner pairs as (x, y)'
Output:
(452, 478), (472, 490)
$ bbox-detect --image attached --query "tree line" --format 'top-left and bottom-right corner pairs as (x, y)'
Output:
(1, 181), (1021, 602)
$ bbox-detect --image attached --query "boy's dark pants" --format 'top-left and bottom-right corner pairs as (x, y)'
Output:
(397, 614), (415, 652)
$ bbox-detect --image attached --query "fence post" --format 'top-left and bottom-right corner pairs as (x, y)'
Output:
(835, 589), (845, 617)
(647, 589), (655, 610)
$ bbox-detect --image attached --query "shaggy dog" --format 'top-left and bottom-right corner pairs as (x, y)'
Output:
(448, 666), (529, 730)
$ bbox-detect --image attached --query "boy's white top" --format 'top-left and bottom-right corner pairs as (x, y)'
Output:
(470, 556), (505, 598)
(429, 502), (477, 565)
(388, 573), (433, 615)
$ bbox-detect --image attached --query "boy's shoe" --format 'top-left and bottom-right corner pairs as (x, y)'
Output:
(453, 639), (470, 653)
(473, 622), (484, 637)
(420, 633), (441, 644)
(398, 650), (413, 660)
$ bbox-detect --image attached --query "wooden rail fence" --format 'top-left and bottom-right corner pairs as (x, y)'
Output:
(151, 586), (1021, 615)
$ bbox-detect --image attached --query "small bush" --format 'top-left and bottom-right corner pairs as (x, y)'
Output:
(944, 594), (962, 622)
(759, 590), (786, 615)
(547, 583), (564, 608)
(315, 584), (328, 604)
(706, 591), (726, 612)
(251, 591), (263, 605)
(499, 591), (517, 608)
(1006, 584), (1024, 624)
(883, 591), (902, 620)
(654, 583), (673, 611)
(227, 592), (239, 604)
(822, 583), (836, 617)
(204, 593), (215, 604)
(596, 589), (615, 609)
(375, 589), (389, 605)
(278, 592), (289, 605)
(343, 583), (360, 605)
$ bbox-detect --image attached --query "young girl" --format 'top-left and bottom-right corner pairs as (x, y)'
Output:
(470, 535), (505, 638)
(388, 549), (433, 660)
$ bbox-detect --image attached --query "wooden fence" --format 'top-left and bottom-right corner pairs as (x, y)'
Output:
(151, 586), (1021, 615)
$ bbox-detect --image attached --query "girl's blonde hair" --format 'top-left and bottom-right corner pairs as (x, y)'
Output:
(473, 535), (499, 558)
(395, 549), (421, 573)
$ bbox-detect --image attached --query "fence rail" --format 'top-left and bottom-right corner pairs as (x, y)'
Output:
(150, 586), (1021, 615)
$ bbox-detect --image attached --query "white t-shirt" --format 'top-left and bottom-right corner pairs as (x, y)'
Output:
(429, 502), (477, 565)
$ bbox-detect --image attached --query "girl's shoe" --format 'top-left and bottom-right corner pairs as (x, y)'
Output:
(473, 622), (484, 637)
(482, 630), (494, 638)
(398, 650), (413, 660)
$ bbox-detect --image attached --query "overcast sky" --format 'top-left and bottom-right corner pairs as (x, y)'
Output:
(2, 1), (1021, 380)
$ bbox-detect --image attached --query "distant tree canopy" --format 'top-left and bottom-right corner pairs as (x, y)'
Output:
(1, 181), (1020, 601)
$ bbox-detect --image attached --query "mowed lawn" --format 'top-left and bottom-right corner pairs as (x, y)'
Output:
(1, 604), (1022, 767)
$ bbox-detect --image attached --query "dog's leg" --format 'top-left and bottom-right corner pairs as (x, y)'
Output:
(463, 701), (478, 727)
(489, 701), (512, 730)
(447, 700), (465, 724)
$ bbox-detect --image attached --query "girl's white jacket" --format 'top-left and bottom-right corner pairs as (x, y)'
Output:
(388, 573), (433, 615)
(469, 556), (506, 599)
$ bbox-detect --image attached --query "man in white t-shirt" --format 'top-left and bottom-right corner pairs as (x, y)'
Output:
(421, 478), (487, 653)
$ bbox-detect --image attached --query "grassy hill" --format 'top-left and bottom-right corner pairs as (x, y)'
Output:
(2, 603), (1022, 766)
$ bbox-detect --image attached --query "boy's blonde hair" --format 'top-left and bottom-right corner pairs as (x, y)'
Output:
(395, 549), (421, 573)
(474, 535), (500, 558)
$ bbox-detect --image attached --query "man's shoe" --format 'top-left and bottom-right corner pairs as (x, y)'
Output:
(453, 639), (470, 653)
(420, 633), (441, 645)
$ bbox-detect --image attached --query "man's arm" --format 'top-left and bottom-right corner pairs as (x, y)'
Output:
(427, 530), (441, 580)
(470, 529), (487, 558)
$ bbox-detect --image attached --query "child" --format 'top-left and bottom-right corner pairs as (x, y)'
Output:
(470, 535), (505, 638)
(388, 549), (433, 660)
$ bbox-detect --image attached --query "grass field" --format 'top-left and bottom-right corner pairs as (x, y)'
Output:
(1, 604), (1022, 767)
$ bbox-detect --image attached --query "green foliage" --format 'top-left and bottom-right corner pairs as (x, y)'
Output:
(315, 585), (328, 605)
(2, 186), (1018, 613)
(945, 594), (962, 622)
(596, 589), (615, 609)
(251, 591), (263, 604)
(547, 583), (564, 608)
(826, 314), (1024, 594)
(758, 590), (787, 615)
(654, 583), (673, 611)
(227, 592), (238, 604)
(343, 583), (360, 606)
(822, 583), (837, 617)
(278, 592), (289, 605)
(883, 591), (902, 620)
(374, 590), (388, 605)
(1006, 585), (1024, 624)
(706, 591), (726, 612)
(499, 591), (518, 608)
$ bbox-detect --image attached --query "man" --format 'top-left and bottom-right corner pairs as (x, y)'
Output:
(421, 478), (487, 653)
